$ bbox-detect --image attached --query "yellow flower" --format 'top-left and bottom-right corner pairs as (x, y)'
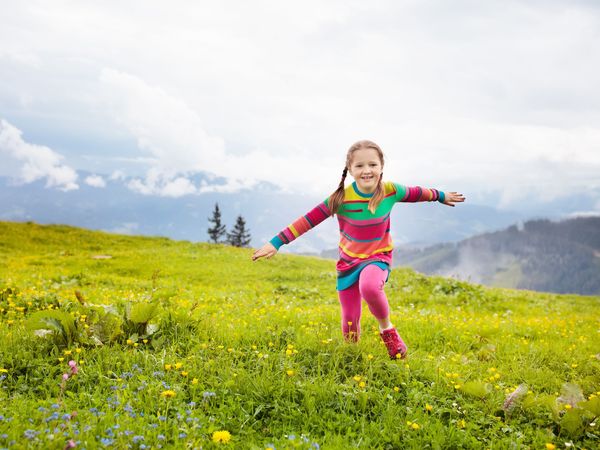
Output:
(285, 349), (293, 356)
(393, 386), (400, 393)
(545, 444), (556, 450)
(425, 404), (433, 412)
(143, 339), (148, 344)
(564, 404), (572, 410)
(174, 362), (183, 369)
(212, 430), (231, 443)
(359, 381), (366, 388)
(126, 339), (133, 345)
(286, 370), (295, 377)
(411, 423), (420, 430)
(161, 390), (176, 398)
(353, 375), (362, 382)
(75, 348), (82, 353)
(367, 354), (374, 360)
(191, 378), (199, 385)
(0, 368), (7, 373)
(164, 364), (172, 371)
(63, 350), (72, 356)
(457, 419), (466, 429)
(58, 358), (64, 362)
(181, 371), (188, 377)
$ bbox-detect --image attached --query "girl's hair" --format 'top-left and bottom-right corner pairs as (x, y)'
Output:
(328, 140), (385, 215)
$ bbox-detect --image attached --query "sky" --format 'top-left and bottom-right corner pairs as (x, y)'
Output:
(1, 0), (600, 213)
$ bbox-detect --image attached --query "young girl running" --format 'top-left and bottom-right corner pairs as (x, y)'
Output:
(252, 140), (465, 359)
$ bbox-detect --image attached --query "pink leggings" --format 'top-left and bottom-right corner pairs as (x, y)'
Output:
(338, 264), (390, 341)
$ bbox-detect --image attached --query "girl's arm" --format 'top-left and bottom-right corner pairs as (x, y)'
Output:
(252, 200), (331, 261)
(395, 184), (465, 207)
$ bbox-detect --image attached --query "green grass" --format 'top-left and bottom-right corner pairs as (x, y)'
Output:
(0, 221), (599, 449)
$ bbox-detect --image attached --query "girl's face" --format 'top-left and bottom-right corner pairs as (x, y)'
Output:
(348, 148), (383, 194)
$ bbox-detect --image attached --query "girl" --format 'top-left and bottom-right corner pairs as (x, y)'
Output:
(252, 140), (465, 359)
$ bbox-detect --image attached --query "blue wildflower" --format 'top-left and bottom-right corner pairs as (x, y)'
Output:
(132, 435), (144, 443)
(157, 434), (165, 440)
(178, 433), (187, 439)
(24, 429), (38, 439)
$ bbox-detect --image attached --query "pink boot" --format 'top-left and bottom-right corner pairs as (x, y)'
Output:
(380, 327), (408, 359)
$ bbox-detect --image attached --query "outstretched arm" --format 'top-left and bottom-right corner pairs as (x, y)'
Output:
(396, 184), (465, 206)
(252, 200), (332, 262)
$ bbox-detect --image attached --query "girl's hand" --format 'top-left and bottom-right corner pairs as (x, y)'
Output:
(442, 192), (465, 207)
(252, 242), (278, 261)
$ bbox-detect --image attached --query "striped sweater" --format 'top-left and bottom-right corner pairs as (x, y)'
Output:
(270, 181), (445, 290)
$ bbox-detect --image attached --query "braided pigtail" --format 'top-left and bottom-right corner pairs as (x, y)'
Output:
(327, 167), (348, 215)
(368, 172), (385, 214)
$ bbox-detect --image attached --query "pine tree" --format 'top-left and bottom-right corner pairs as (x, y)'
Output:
(207, 203), (227, 244)
(227, 215), (251, 247)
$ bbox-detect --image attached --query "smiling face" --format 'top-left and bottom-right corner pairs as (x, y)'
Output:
(347, 147), (383, 194)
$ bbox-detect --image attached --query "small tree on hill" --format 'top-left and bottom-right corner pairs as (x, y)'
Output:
(207, 203), (227, 244)
(227, 215), (251, 247)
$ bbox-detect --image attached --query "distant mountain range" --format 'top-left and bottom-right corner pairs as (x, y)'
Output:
(0, 172), (541, 252)
(391, 217), (600, 296)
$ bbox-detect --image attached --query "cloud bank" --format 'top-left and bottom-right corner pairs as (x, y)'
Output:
(0, 119), (78, 190)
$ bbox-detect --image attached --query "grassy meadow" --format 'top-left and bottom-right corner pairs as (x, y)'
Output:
(0, 221), (599, 449)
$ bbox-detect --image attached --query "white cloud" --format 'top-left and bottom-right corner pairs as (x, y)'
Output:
(0, 119), (78, 190)
(84, 174), (106, 188)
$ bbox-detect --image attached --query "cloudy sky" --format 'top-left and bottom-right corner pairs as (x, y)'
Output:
(1, 0), (599, 212)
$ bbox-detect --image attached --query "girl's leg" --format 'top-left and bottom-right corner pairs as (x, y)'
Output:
(358, 264), (391, 329)
(337, 282), (362, 342)
(359, 264), (408, 359)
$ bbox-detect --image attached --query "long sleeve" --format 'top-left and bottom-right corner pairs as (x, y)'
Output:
(269, 200), (332, 250)
(394, 183), (445, 203)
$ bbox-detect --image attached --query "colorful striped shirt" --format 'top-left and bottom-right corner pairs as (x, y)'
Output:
(270, 181), (445, 290)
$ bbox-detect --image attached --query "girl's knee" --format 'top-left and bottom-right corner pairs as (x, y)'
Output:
(359, 277), (385, 300)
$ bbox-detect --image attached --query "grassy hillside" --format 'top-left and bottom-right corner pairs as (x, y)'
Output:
(0, 221), (599, 449)
(393, 217), (600, 296)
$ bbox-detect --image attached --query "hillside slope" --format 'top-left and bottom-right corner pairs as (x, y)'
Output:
(0, 221), (599, 449)
(394, 217), (600, 295)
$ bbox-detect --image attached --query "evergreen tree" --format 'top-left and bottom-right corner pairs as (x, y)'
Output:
(227, 215), (251, 247)
(207, 203), (227, 243)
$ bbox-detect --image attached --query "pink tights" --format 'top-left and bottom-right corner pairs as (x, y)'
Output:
(338, 264), (390, 341)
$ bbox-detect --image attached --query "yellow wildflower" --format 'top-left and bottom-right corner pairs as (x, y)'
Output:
(353, 375), (362, 382)
(63, 350), (72, 356)
(457, 419), (466, 429)
(286, 370), (295, 377)
(161, 390), (176, 398)
(545, 444), (556, 450)
(181, 371), (188, 377)
(126, 339), (133, 345)
(393, 386), (400, 393)
(0, 368), (7, 373)
(191, 378), (198, 385)
(425, 404), (433, 412)
(359, 381), (366, 388)
(212, 430), (231, 443)
(165, 364), (172, 371)
(411, 423), (420, 430)
(174, 362), (183, 369)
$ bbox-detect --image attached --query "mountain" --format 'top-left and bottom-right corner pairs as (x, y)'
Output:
(392, 217), (600, 296)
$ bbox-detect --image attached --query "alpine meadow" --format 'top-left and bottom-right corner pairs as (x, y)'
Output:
(0, 221), (598, 450)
